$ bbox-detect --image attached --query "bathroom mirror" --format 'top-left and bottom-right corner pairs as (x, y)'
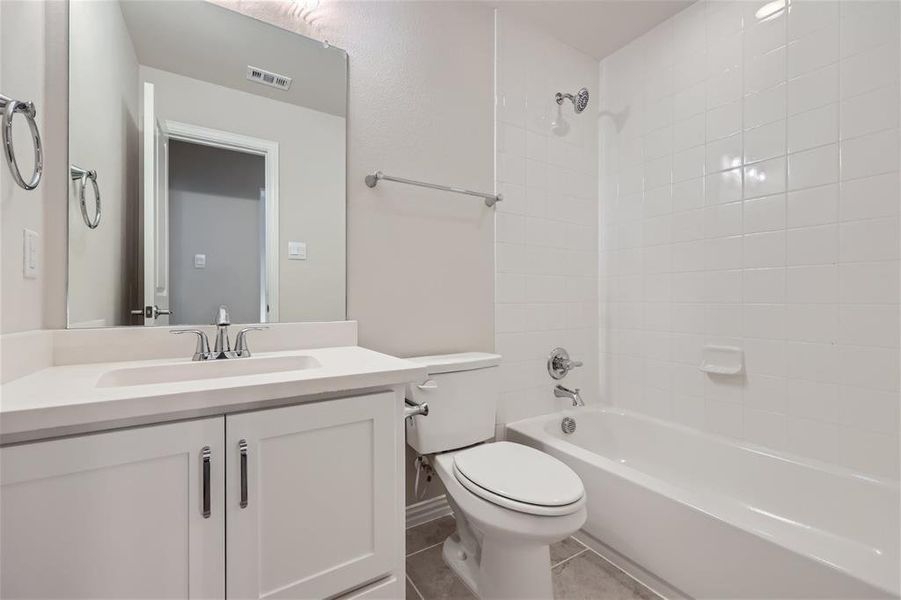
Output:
(67, 0), (347, 328)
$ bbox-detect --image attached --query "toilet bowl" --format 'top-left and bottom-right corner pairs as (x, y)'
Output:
(433, 442), (587, 599)
(404, 353), (587, 599)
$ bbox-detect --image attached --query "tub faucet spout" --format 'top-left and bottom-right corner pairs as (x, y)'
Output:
(554, 384), (584, 407)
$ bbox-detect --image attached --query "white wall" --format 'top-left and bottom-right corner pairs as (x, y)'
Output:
(494, 11), (600, 428)
(598, 0), (900, 479)
(220, 1), (497, 359)
(0, 1), (47, 333)
(4, 1), (495, 358)
(141, 65), (346, 324)
(68, 0), (139, 327)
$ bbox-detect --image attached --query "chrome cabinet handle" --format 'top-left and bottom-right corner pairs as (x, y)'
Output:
(0, 94), (43, 191)
(239, 440), (248, 509)
(417, 379), (438, 390)
(201, 446), (211, 518)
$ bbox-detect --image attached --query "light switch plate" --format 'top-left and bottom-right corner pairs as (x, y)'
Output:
(288, 241), (307, 260)
(23, 229), (38, 279)
(194, 254), (206, 269)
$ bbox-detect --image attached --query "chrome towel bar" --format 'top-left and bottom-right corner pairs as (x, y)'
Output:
(71, 165), (101, 229)
(0, 93), (43, 191)
(365, 170), (502, 207)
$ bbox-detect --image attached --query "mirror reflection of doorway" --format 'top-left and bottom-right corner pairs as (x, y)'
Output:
(167, 141), (265, 325)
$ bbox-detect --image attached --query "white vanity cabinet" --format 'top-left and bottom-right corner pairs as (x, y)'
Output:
(0, 391), (404, 600)
(0, 417), (226, 599)
(226, 391), (400, 599)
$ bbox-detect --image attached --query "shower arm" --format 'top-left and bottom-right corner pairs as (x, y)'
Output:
(554, 87), (589, 113)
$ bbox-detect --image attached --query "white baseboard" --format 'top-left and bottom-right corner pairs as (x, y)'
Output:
(405, 495), (452, 529)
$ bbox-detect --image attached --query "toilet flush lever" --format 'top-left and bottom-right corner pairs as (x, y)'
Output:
(417, 379), (438, 390)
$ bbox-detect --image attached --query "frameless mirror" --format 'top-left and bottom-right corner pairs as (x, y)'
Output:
(67, 0), (346, 327)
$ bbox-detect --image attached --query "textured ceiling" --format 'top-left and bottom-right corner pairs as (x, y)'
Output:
(495, 0), (694, 60)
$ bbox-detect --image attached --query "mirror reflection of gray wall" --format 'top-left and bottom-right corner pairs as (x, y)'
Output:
(168, 141), (264, 325)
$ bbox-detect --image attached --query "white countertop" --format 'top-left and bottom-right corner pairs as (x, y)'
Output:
(0, 346), (428, 444)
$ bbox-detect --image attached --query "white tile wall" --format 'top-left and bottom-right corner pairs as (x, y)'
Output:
(598, 0), (900, 479)
(495, 11), (600, 426)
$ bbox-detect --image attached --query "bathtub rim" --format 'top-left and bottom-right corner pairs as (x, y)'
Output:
(506, 405), (900, 598)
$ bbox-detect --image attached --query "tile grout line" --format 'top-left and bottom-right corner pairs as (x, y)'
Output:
(582, 546), (664, 600)
(550, 547), (590, 569)
(405, 538), (449, 559)
(406, 575), (425, 600)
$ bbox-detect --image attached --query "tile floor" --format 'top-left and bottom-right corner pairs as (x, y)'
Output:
(405, 516), (660, 600)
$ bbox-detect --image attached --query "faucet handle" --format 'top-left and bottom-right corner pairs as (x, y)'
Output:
(234, 326), (268, 358)
(215, 305), (230, 326)
(171, 329), (211, 361)
(548, 347), (582, 379)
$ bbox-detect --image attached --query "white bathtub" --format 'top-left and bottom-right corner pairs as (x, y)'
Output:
(507, 407), (900, 599)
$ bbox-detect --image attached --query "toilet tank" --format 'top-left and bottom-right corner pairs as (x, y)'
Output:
(405, 352), (502, 455)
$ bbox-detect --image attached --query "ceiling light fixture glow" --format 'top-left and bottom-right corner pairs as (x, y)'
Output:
(755, 0), (787, 22)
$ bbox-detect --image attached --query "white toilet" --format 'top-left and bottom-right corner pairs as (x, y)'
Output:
(405, 353), (587, 599)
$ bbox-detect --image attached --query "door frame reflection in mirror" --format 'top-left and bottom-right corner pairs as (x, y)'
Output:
(156, 120), (280, 324)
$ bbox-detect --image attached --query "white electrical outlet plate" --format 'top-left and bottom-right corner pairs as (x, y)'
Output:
(23, 229), (38, 279)
(288, 241), (307, 260)
(194, 254), (206, 269)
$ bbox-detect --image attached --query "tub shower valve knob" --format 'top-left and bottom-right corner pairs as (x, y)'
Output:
(548, 347), (583, 380)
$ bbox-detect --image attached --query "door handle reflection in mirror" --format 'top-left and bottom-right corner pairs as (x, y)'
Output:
(131, 305), (172, 319)
(417, 380), (438, 391)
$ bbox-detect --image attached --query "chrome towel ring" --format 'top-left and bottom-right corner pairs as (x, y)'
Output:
(71, 165), (101, 229)
(0, 93), (43, 191)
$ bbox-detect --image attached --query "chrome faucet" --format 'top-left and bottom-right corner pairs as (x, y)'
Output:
(213, 305), (232, 359)
(171, 305), (268, 360)
(554, 384), (584, 407)
(171, 329), (212, 361)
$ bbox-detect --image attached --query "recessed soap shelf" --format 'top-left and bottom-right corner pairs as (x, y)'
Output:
(699, 345), (743, 375)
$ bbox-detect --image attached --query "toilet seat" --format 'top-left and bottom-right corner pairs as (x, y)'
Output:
(451, 442), (585, 517)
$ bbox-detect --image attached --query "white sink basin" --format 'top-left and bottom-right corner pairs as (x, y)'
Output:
(96, 355), (321, 388)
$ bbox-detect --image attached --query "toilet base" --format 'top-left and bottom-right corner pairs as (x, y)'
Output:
(442, 527), (555, 600)
(442, 534), (479, 595)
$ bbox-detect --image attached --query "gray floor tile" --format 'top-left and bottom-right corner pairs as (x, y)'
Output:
(553, 551), (659, 600)
(406, 576), (423, 600)
(550, 537), (586, 565)
(406, 544), (476, 600)
(406, 515), (457, 555)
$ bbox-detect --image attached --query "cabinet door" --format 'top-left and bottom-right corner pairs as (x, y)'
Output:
(0, 418), (225, 599)
(226, 392), (398, 599)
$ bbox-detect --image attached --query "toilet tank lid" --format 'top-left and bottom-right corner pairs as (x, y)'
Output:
(405, 352), (501, 374)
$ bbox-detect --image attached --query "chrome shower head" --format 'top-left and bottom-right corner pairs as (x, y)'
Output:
(555, 87), (590, 114)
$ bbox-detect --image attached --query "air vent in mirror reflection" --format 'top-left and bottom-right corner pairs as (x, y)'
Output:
(246, 66), (293, 91)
